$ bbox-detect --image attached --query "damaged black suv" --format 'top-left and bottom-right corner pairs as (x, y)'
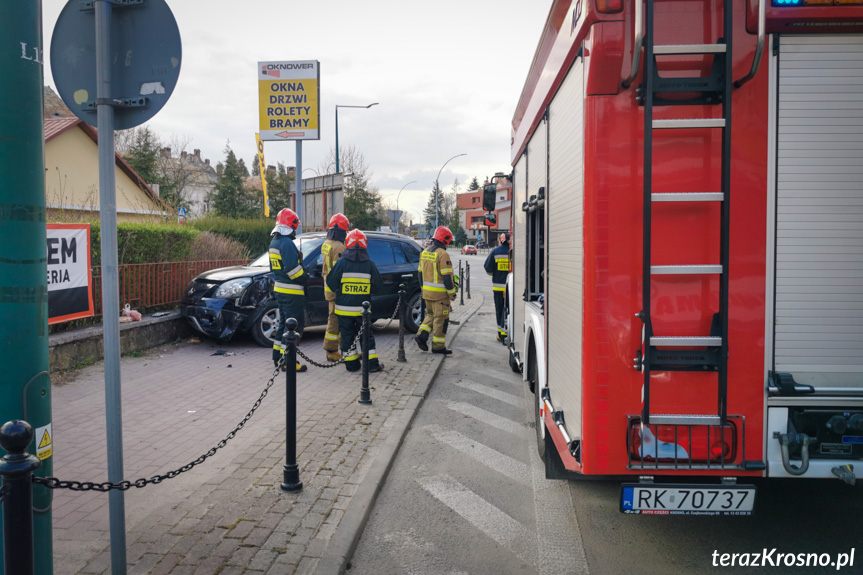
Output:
(180, 231), (425, 347)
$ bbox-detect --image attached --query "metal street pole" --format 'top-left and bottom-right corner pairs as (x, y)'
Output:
(0, 2), (54, 573)
(296, 141), (303, 234)
(434, 154), (466, 230)
(96, 2), (128, 573)
(335, 103), (378, 174)
(395, 180), (416, 233)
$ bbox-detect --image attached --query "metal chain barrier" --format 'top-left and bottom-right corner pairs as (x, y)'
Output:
(0, 484), (7, 505)
(26, 293), (408, 491)
(370, 290), (403, 331)
(295, 328), (361, 369)
(32, 359), (287, 492)
(295, 291), (403, 368)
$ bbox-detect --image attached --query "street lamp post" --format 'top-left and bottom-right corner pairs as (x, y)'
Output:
(335, 103), (378, 173)
(434, 154), (467, 230)
(395, 180), (417, 233)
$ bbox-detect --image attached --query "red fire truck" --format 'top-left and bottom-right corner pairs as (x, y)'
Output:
(503, 0), (862, 515)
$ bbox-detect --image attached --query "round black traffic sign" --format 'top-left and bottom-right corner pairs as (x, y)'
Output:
(51, 0), (182, 130)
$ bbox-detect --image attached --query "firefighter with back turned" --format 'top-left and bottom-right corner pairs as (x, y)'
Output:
(321, 213), (350, 361)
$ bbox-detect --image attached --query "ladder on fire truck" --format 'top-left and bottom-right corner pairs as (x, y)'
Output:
(628, 0), (733, 428)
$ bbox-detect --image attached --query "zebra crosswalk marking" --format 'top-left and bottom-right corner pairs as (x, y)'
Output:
(444, 401), (524, 436)
(425, 425), (529, 484)
(452, 380), (521, 406)
(417, 474), (536, 566)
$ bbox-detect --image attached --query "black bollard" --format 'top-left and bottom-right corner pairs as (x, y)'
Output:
(0, 420), (41, 575)
(397, 284), (407, 363)
(281, 319), (302, 492)
(466, 261), (471, 299)
(359, 301), (372, 404)
(459, 260), (464, 306)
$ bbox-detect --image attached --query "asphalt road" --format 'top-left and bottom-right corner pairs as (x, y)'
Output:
(349, 251), (589, 575)
(349, 249), (863, 575)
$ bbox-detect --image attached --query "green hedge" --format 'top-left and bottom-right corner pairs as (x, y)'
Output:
(189, 217), (274, 257)
(84, 222), (197, 266)
(53, 217), (272, 265)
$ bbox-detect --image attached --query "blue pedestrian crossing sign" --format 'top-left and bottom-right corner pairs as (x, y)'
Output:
(178, 206), (187, 224)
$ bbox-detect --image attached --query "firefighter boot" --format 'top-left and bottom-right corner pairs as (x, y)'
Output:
(432, 348), (453, 355)
(415, 325), (430, 351)
(279, 360), (308, 373)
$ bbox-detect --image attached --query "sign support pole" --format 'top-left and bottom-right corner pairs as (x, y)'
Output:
(95, 2), (128, 573)
(296, 141), (303, 233)
(0, 2), (53, 574)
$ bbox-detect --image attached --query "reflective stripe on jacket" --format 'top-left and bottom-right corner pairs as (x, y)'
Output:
(322, 239), (346, 301)
(483, 241), (510, 293)
(419, 245), (455, 301)
(269, 234), (307, 295)
(325, 251), (384, 316)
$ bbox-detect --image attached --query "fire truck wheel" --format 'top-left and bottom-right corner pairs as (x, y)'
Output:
(532, 360), (545, 460)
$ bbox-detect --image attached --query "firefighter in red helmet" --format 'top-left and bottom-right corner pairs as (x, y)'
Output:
(269, 208), (308, 372)
(415, 226), (457, 354)
(321, 213), (350, 361)
(325, 229), (385, 372)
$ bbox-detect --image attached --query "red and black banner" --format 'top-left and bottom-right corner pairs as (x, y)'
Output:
(47, 223), (94, 324)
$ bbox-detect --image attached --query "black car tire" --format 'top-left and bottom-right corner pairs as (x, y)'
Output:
(252, 300), (280, 347)
(401, 291), (423, 334)
(252, 300), (310, 348)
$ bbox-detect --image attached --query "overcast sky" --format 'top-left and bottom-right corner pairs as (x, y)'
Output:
(41, 0), (552, 223)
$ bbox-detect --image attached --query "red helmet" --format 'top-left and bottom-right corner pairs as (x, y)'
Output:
(433, 226), (453, 246)
(275, 208), (300, 230)
(345, 229), (368, 249)
(328, 213), (350, 231)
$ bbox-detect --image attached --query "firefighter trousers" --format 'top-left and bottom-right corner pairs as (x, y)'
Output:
(337, 315), (379, 372)
(323, 300), (340, 355)
(493, 290), (506, 340)
(273, 293), (305, 364)
(417, 299), (450, 351)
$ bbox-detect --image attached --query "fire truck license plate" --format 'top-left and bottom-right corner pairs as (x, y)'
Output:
(620, 484), (756, 516)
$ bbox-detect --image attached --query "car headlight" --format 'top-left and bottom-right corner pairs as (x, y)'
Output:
(213, 278), (252, 299)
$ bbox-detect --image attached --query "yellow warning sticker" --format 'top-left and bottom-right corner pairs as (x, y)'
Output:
(35, 423), (52, 460)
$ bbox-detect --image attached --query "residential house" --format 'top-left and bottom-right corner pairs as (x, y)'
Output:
(460, 179), (512, 244)
(158, 147), (218, 218)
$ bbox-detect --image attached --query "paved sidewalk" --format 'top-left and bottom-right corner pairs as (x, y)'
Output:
(47, 286), (486, 575)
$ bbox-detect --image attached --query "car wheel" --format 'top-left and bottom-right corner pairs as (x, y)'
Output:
(252, 301), (280, 347)
(401, 291), (423, 334)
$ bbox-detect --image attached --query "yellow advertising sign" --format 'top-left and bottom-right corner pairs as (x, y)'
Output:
(255, 133), (270, 217)
(258, 60), (320, 141)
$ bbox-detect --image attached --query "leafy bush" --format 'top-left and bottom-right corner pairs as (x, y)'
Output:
(50, 216), (269, 264)
(189, 216), (273, 257)
(52, 220), (196, 266)
(116, 223), (197, 264)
